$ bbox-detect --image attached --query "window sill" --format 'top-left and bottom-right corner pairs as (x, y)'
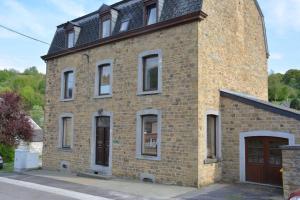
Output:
(137, 90), (161, 96)
(204, 158), (221, 165)
(136, 155), (161, 161)
(93, 94), (112, 99)
(58, 148), (73, 152)
(60, 98), (74, 102)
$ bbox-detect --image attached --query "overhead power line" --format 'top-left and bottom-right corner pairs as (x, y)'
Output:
(0, 24), (65, 50)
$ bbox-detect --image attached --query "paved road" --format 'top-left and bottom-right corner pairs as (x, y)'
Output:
(0, 183), (76, 200)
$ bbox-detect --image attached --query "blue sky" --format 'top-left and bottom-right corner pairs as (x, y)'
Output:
(0, 0), (299, 74)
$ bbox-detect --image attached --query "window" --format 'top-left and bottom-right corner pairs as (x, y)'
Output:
(207, 115), (217, 159)
(120, 20), (129, 32)
(62, 117), (72, 149)
(136, 109), (161, 160)
(143, 55), (158, 91)
(63, 71), (74, 99)
(138, 50), (162, 95)
(102, 19), (111, 38)
(98, 64), (111, 95)
(67, 31), (75, 48)
(142, 115), (158, 156)
(95, 60), (113, 98)
(146, 4), (157, 25)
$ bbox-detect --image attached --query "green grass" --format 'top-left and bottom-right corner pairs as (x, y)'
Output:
(0, 162), (14, 173)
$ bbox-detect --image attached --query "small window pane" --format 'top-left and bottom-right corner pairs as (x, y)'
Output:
(247, 139), (264, 164)
(142, 115), (158, 156)
(143, 55), (158, 91)
(64, 71), (74, 99)
(147, 5), (157, 25)
(62, 117), (72, 148)
(120, 20), (129, 32)
(68, 31), (75, 48)
(99, 64), (111, 95)
(102, 20), (111, 38)
(207, 115), (217, 159)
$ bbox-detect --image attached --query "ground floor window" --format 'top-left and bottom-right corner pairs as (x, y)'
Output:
(59, 113), (73, 149)
(136, 109), (161, 160)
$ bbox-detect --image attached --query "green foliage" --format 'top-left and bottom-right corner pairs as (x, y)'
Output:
(269, 69), (300, 110)
(30, 105), (44, 128)
(290, 98), (300, 110)
(0, 144), (14, 162)
(0, 67), (45, 126)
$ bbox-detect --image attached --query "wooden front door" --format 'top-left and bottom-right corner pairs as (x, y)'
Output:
(95, 116), (110, 166)
(245, 137), (288, 186)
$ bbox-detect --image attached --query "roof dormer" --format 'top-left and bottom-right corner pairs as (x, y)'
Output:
(99, 4), (119, 39)
(63, 22), (81, 48)
(143, 0), (164, 26)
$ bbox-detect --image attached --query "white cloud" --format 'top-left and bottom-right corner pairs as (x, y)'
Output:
(270, 52), (284, 60)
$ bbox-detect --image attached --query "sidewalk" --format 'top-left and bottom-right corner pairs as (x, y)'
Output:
(21, 170), (197, 199)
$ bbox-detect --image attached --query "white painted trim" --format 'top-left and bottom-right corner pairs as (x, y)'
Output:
(136, 109), (162, 161)
(204, 110), (222, 161)
(94, 59), (113, 98)
(239, 131), (295, 182)
(58, 113), (74, 149)
(90, 111), (113, 175)
(60, 67), (76, 101)
(0, 177), (111, 200)
(137, 49), (163, 95)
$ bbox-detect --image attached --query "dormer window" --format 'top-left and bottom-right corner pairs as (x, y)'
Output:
(120, 20), (129, 32)
(63, 22), (80, 49)
(144, 0), (157, 25)
(101, 18), (111, 38)
(67, 31), (75, 48)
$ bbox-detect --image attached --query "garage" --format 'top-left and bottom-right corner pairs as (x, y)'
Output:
(245, 136), (288, 186)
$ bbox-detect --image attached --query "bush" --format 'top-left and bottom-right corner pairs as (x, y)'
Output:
(0, 144), (14, 162)
(290, 98), (300, 110)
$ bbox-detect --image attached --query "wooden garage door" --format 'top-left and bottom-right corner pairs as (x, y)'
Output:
(245, 137), (288, 186)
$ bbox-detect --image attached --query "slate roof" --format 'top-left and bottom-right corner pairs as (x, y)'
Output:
(220, 89), (300, 121)
(47, 0), (203, 55)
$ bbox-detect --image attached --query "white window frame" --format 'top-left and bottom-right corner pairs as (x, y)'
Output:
(137, 49), (162, 95)
(67, 31), (75, 48)
(102, 19), (111, 38)
(60, 67), (76, 102)
(94, 59), (113, 98)
(204, 110), (222, 163)
(120, 20), (129, 32)
(136, 109), (162, 161)
(58, 113), (74, 150)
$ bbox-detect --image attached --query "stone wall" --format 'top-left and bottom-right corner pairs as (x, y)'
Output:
(221, 96), (300, 183)
(43, 22), (200, 187)
(281, 146), (300, 199)
(197, 0), (268, 186)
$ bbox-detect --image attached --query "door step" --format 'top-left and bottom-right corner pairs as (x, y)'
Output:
(77, 172), (113, 180)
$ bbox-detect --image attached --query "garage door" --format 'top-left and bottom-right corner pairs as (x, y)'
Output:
(245, 137), (288, 186)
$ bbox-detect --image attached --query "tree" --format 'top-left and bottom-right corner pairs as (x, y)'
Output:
(23, 66), (39, 75)
(30, 105), (44, 128)
(290, 98), (300, 110)
(0, 92), (33, 147)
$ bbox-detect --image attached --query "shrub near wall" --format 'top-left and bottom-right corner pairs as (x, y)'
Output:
(0, 144), (14, 162)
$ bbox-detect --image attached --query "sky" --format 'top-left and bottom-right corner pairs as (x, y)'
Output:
(0, 0), (299, 74)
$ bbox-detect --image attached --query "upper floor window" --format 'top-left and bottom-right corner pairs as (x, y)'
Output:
(100, 14), (111, 38)
(120, 20), (129, 32)
(94, 59), (113, 98)
(143, 55), (158, 91)
(137, 50), (162, 95)
(145, 3), (157, 25)
(61, 69), (75, 101)
(98, 64), (111, 95)
(67, 31), (75, 48)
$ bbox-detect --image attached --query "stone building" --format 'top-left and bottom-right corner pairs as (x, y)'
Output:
(42, 0), (300, 190)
